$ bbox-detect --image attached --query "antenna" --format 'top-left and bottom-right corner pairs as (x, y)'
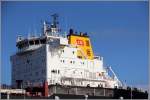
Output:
(28, 27), (31, 38)
(34, 27), (37, 37)
(65, 15), (68, 35)
(43, 21), (47, 36)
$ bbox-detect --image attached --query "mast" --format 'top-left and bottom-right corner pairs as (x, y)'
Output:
(50, 13), (60, 34)
(43, 13), (60, 36)
(51, 13), (59, 28)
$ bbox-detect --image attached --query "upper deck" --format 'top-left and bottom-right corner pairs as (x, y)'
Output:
(16, 14), (68, 52)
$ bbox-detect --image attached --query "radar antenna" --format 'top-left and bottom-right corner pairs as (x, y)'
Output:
(43, 13), (60, 36)
(51, 13), (59, 28)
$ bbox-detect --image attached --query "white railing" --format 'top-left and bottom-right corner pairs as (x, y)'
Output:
(0, 89), (25, 94)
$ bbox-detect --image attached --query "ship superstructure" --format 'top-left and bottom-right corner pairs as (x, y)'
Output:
(11, 14), (122, 90)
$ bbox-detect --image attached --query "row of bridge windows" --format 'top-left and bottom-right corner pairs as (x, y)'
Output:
(17, 39), (46, 49)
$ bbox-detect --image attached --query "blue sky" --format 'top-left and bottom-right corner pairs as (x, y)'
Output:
(1, 1), (149, 89)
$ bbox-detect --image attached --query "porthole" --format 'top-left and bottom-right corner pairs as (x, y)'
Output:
(72, 51), (75, 54)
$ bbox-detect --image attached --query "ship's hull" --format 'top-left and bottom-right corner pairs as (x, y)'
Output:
(1, 85), (148, 99)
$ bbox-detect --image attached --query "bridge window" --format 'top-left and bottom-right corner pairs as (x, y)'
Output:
(18, 44), (23, 49)
(29, 41), (34, 45)
(35, 40), (39, 45)
(40, 39), (46, 44)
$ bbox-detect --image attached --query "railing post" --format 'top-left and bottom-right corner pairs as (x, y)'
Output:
(131, 86), (132, 100)
(54, 86), (56, 94)
(85, 94), (88, 100)
(75, 87), (77, 95)
(104, 88), (105, 96)
(93, 88), (95, 96)
(7, 92), (10, 100)
(55, 96), (59, 100)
